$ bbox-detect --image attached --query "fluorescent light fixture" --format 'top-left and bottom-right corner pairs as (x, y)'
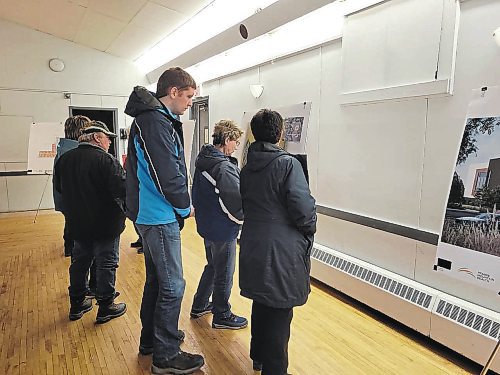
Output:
(185, 0), (385, 84)
(135, 0), (279, 74)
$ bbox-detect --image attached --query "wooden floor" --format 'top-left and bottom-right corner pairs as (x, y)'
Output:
(0, 211), (481, 374)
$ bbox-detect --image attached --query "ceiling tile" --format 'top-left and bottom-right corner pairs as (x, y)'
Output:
(106, 24), (164, 60)
(149, 0), (212, 16)
(38, 0), (86, 41)
(74, 10), (126, 51)
(87, 0), (147, 23)
(0, 0), (42, 29)
(131, 2), (186, 33)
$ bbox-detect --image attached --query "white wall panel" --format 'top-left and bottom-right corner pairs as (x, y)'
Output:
(316, 214), (417, 278)
(341, 0), (444, 93)
(0, 116), (32, 162)
(317, 98), (427, 228)
(6, 175), (53, 212)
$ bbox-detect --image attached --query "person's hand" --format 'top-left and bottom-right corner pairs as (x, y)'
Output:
(189, 206), (195, 218)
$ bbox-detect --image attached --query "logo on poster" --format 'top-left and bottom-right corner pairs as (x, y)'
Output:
(458, 268), (495, 283)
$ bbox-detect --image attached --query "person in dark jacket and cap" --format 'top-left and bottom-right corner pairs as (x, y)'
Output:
(239, 109), (317, 375)
(54, 120), (127, 324)
(124, 67), (204, 374)
(190, 119), (247, 329)
(52, 115), (98, 299)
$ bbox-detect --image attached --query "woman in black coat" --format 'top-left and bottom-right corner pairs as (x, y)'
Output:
(239, 109), (317, 375)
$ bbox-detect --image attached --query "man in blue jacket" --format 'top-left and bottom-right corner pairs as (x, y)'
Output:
(125, 67), (204, 374)
(190, 120), (247, 330)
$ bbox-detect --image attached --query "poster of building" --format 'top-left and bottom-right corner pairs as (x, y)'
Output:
(239, 102), (312, 167)
(436, 86), (500, 292)
(27, 122), (64, 174)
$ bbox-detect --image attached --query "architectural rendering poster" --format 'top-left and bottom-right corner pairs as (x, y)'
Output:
(239, 102), (312, 166)
(27, 122), (64, 174)
(436, 86), (500, 292)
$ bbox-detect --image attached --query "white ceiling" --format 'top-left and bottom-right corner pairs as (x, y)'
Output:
(0, 0), (212, 61)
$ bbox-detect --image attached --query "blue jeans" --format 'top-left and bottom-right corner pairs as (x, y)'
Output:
(137, 222), (185, 360)
(192, 239), (236, 319)
(69, 236), (120, 306)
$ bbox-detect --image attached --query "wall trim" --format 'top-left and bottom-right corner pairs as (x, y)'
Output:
(317, 205), (439, 245)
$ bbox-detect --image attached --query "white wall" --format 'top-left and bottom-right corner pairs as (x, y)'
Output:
(0, 19), (147, 212)
(201, 0), (500, 312)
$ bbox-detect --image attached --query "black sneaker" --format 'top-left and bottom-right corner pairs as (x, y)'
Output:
(253, 360), (263, 371)
(212, 313), (248, 330)
(190, 302), (213, 319)
(152, 350), (204, 374)
(130, 239), (142, 248)
(96, 302), (126, 324)
(139, 330), (185, 355)
(69, 298), (93, 321)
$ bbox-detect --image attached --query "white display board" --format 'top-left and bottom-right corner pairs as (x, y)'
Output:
(0, 116), (32, 163)
(340, 0), (458, 104)
(239, 102), (312, 166)
(27, 122), (64, 174)
(436, 86), (500, 292)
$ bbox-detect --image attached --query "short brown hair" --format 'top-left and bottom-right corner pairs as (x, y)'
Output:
(64, 115), (91, 140)
(156, 67), (197, 98)
(212, 120), (243, 146)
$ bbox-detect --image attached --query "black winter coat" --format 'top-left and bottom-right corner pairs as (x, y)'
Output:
(239, 141), (317, 308)
(54, 143), (126, 240)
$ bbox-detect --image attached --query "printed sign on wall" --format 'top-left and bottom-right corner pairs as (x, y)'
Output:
(436, 86), (500, 292)
(27, 122), (64, 174)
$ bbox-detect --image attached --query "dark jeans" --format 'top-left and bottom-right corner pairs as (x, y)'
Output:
(192, 239), (236, 318)
(250, 301), (293, 375)
(69, 236), (120, 306)
(137, 222), (185, 360)
(70, 255), (97, 294)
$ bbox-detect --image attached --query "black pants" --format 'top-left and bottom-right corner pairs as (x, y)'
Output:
(63, 220), (74, 256)
(69, 236), (119, 306)
(250, 301), (293, 375)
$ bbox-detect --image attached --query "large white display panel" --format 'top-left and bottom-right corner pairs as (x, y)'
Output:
(316, 98), (427, 228)
(342, 0), (444, 93)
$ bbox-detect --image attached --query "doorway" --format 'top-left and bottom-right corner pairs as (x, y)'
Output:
(189, 96), (209, 178)
(69, 107), (118, 157)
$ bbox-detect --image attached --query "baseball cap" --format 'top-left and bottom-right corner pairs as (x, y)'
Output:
(82, 121), (117, 138)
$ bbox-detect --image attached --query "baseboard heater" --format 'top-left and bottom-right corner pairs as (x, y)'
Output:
(310, 243), (500, 372)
